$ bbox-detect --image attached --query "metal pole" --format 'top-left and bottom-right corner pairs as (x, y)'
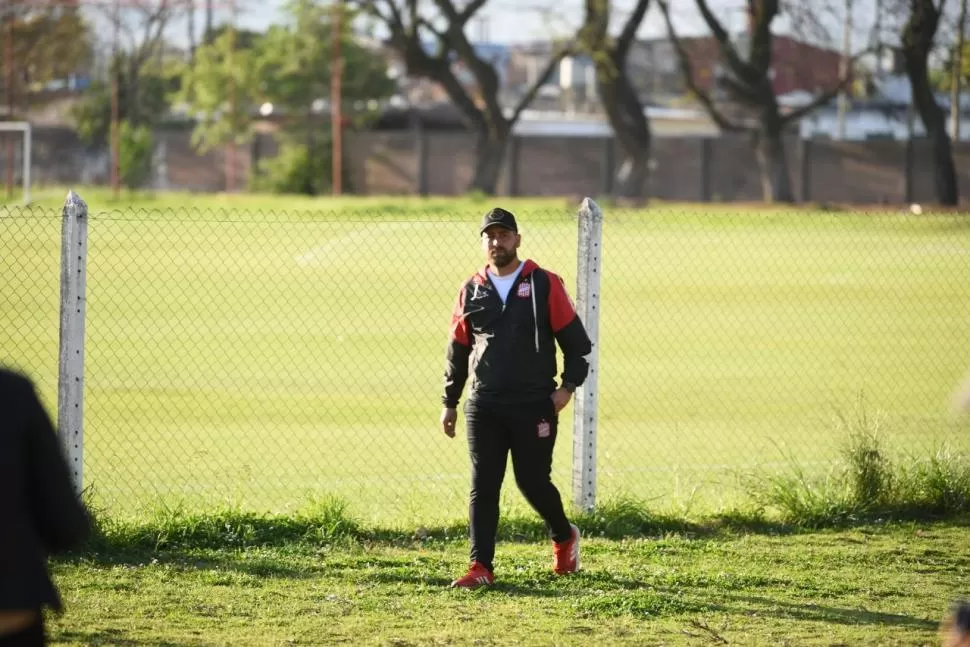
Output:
(573, 197), (603, 513)
(57, 190), (89, 495)
(226, 0), (236, 193)
(836, 0), (853, 140)
(952, 0), (967, 142)
(110, 0), (120, 198)
(23, 121), (30, 205)
(331, 0), (343, 195)
(5, 12), (14, 200)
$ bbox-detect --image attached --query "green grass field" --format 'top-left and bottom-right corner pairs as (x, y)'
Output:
(46, 517), (970, 646)
(3, 187), (970, 524)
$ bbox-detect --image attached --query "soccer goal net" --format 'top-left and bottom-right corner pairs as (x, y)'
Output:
(0, 122), (32, 206)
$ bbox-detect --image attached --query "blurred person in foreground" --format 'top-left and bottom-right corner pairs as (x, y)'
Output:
(942, 600), (970, 647)
(440, 207), (593, 589)
(0, 368), (91, 646)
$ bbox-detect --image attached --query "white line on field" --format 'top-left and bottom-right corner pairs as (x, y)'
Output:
(294, 222), (418, 267)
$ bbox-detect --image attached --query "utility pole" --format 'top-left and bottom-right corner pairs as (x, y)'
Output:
(5, 9), (15, 200)
(226, 0), (237, 193)
(110, 0), (120, 198)
(331, 0), (343, 195)
(871, 0), (883, 79)
(952, 0), (968, 142)
(836, 0), (853, 140)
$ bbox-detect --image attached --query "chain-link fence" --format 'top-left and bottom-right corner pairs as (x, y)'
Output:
(3, 195), (969, 524)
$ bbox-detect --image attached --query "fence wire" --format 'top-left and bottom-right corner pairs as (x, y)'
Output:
(2, 202), (969, 523)
(0, 207), (61, 412)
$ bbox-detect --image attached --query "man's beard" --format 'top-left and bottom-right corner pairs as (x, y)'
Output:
(490, 247), (516, 268)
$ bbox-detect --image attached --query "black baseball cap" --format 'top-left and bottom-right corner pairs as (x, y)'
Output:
(479, 207), (518, 235)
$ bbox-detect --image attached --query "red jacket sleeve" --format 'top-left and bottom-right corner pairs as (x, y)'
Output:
(545, 271), (592, 387)
(449, 285), (470, 346)
(443, 283), (472, 407)
(547, 272), (579, 333)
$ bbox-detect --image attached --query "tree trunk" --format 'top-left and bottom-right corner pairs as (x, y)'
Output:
(755, 117), (795, 203)
(187, 1), (197, 60)
(126, 62), (140, 126)
(904, 48), (959, 205)
(205, 0), (214, 45)
(468, 124), (510, 195)
(596, 56), (651, 202)
(928, 125), (959, 204)
(903, 0), (959, 205)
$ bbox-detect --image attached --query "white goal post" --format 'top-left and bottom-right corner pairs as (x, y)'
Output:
(0, 122), (32, 205)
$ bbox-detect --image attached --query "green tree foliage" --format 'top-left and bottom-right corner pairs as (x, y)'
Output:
(72, 55), (177, 147)
(250, 132), (351, 195)
(0, 5), (93, 109)
(175, 30), (260, 153)
(257, 0), (394, 126)
(71, 2), (180, 151)
(179, 0), (394, 194)
(932, 42), (970, 91)
(118, 120), (155, 189)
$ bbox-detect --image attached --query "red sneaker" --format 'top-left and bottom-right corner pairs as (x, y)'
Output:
(553, 524), (581, 575)
(450, 561), (494, 589)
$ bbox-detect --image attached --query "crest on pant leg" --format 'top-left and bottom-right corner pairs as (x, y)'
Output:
(537, 420), (551, 438)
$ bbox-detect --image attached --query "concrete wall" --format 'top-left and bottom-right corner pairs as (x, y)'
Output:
(4, 125), (970, 205)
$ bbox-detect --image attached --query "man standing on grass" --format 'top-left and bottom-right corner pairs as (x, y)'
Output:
(440, 207), (593, 590)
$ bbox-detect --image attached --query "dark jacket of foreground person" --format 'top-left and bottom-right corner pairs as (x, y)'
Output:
(0, 368), (91, 635)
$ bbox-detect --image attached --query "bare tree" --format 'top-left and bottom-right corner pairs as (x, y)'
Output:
(580, 0), (652, 201)
(101, 0), (180, 126)
(657, 0), (862, 203)
(357, 0), (571, 194)
(901, 0), (958, 204)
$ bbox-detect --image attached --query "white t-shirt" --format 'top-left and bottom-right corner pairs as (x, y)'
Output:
(487, 262), (525, 304)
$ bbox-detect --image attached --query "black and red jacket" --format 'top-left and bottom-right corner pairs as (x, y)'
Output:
(442, 259), (593, 407)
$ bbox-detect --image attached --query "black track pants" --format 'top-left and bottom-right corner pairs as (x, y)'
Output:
(463, 398), (572, 572)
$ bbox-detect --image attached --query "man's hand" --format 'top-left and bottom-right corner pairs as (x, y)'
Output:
(440, 407), (458, 438)
(551, 388), (573, 414)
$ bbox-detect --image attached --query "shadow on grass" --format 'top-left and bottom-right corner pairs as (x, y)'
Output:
(70, 549), (325, 580)
(719, 593), (940, 631)
(71, 489), (970, 558)
(53, 628), (179, 647)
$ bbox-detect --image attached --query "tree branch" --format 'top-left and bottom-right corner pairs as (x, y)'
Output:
(615, 0), (650, 62)
(718, 72), (767, 106)
(778, 86), (840, 124)
(433, 0), (487, 28)
(407, 0), (418, 34)
(362, 0), (486, 132)
(430, 0), (505, 122)
(417, 16), (450, 59)
(131, 0), (170, 70)
(695, 0), (757, 86)
(509, 41), (573, 125)
(377, 0), (404, 34)
(457, 0), (488, 25)
(658, 0), (747, 131)
(359, 0), (391, 24)
(747, 0), (779, 77)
